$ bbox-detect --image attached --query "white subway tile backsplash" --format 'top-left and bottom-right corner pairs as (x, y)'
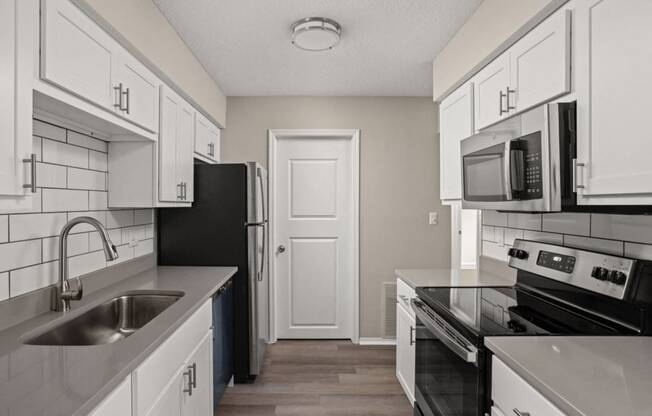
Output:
(543, 213), (590, 236)
(507, 213), (542, 231)
(89, 151), (108, 171)
(135, 239), (154, 257)
(0, 216), (7, 244)
(482, 241), (508, 262)
(68, 251), (106, 278)
(483, 211), (508, 227)
(89, 191), (108, 211)
(67, 168), (106, 191)
(482, 226), (495, 242)
(33, 120), (66, 142)
(42, 189), (88, 212)
(0, 119), (156, 302)
(10, 261), (58, 297)
(42, 139), (88, 169)
(43, 233), (89, 262)
(36, 163), (67, 188)
(592, 214), (652, 245)
(624, 242), (652, 261)
(0, 240), (41, 272)
(564, 235), (623, 256)
(9, 213), (67, 241)
(504, 228), (524, 247)
(107, 210), (134, 229)
(134, 209), (154, 225)
(0, 273), (7, 301)
(67, 131), (107, 153)
(523, 230), (564, 245)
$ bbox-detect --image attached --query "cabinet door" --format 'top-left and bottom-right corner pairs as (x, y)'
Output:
(473, 53), (510, 130)
(89, 376), (132, 416)
(40, 0), (116, 111)
(396, 303), (415, 404)
(509, 8), (571, 113)
(0, 0), (35, 201)
(145, 366), (184, 416)
(194, 113), (219, 163)
(207, 126), (220, 162)
(159, 86), (182, 202)
(575, 0), (652, 204)
(182, 331), (213, 416)
(177, 102), (195, 203)
(439, 83), (473, 201)
(114, 53), (160, 133)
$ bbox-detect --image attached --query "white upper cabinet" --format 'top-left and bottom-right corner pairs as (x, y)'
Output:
(40, 0), (160, 135)
(0, 0), (36, 207)
(159, 86), (195, 203)
(113, 53), (160, 133)
(509, 9), (571, 113)
(439, 82), (473, 201)
(194, 112), (220, 163)
(473, 53), (510, 130)
(472, 6), (571, 131)
(575, 0), (652, 205)
(41, 0), (116, 110)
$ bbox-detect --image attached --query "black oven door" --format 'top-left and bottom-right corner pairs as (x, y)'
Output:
(412, 299), (485, 416)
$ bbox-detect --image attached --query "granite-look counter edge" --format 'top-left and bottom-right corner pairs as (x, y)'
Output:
(0, 265), (237, 416)
(485, 336), (652, 416)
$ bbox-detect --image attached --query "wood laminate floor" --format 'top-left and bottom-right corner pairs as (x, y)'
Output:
(216, 340), (413, 416)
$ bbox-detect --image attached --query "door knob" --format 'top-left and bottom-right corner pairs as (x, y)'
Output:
(278, 245), (286, 253)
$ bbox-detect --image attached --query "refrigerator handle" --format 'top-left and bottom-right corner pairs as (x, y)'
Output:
(258, 224), (265, 282)
(257, 168), (267, 222)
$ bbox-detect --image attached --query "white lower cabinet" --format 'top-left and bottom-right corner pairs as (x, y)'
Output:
(395, 278), (415, 405)
(88, 376), (132, 416)
(492, 357), (566, 416)
(133, 300), (213, 416)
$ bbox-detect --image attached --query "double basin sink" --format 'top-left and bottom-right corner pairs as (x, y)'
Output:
(24, 291), (184, 346)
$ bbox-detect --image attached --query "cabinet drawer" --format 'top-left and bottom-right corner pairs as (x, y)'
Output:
(133, 300), (212, 416)
(397, 277), (416, 315)
(492, 357), (566, 416)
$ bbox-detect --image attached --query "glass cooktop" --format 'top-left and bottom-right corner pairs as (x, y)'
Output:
(415, 286), (625, 339)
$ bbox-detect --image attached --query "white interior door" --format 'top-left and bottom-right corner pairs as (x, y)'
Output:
(272, 131), (359, 340)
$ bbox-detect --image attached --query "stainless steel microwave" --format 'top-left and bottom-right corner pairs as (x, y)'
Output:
(461, 102), (576, 212)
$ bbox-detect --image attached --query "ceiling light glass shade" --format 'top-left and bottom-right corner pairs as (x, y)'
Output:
(291, 17), (342, 51)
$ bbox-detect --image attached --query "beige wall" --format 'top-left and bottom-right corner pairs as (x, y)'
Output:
(74, 0), (227, 127)
(223, 97), (451, 338)
(433, 0), (554, 99)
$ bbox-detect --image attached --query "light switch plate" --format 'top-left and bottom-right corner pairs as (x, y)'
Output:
(428, 212), (438, 225)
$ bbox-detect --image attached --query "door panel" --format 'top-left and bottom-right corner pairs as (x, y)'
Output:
(275, 134), (357, 339)
(159, 88), (179, 202)
(473, 54), (510, 130)
(115, 54), (160, 133)
(396, 303), (415, 403)
(145, 365), (183, 416)
(177, 103), (195, 202)
(182, 331), (213, 416)
(440, 83), (473, 201)
(576, 0), (652, 204)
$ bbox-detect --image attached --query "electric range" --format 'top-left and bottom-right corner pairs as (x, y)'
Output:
(413, 239), (652, 416)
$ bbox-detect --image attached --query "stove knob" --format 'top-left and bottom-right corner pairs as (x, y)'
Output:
(607, 270), (619, 283)
(514, 249), (529, 260)
(612, 271), (627, 285)
(591, 266), (601, 278)
(507, 248), (517, 258)
(598, 268), (609, 281)
(507, 320), (526, 333)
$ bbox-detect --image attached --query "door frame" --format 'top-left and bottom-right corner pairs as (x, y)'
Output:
(267, 129), (360, 344)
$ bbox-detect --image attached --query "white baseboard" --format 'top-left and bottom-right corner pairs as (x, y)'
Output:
(358, 337), (396, 346)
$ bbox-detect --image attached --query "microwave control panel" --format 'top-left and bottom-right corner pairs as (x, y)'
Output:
(517, 132), (543, 199)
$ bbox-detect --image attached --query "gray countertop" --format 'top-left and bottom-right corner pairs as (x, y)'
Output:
(395, 268), (516, 289)
(486, 336), (652, 416)
(0, 266), (237, 416)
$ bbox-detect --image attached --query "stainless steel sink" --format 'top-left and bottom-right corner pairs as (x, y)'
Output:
(24, 291), (184, 346)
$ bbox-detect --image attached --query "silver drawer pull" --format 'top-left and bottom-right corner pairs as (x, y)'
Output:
(506, 87), (516, 110)
(513, 409), (530, 416)
(22, 153), (37, 193)
(113, 83), (123, 110)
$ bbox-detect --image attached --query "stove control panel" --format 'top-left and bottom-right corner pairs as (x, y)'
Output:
(509, 239), (636, 300)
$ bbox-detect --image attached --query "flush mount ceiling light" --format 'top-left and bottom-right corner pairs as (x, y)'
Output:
(291, 17), (342, 51)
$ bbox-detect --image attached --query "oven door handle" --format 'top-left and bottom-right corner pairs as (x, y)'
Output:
(411, 299), (478, 365)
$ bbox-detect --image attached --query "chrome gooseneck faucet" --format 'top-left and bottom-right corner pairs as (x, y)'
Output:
(55, 217), (119, 312)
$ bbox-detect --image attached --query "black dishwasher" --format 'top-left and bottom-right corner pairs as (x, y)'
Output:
(213, 279), (234, 409)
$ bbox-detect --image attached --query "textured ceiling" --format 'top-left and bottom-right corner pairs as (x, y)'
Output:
(152, 0), (482, 96)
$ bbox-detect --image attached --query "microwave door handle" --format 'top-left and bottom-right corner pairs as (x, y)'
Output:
(510, 148), (525, 192)
(503, 142), (513, 201)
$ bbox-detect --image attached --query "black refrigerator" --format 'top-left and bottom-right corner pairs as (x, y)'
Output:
(158, 162), (269, 383)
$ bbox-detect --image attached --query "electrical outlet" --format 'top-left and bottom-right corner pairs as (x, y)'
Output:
(428, 212), (438, 225)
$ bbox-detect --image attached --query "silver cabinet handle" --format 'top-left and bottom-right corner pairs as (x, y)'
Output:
(123, 87), (130, 114)
(573, 159), (586, 190)
(513, 409), (530, 416)
(113, 83), (123, 110)
(499, 90), (507, 115)
(278, 245), (286, 253)
(177, 183), (183, 200)
(182, 182), (187, 200)
(409, 325), (415, 346)
(183, 366), (193, 396)
(22, 153), (37, 193)
(506, 87), (516, 111)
